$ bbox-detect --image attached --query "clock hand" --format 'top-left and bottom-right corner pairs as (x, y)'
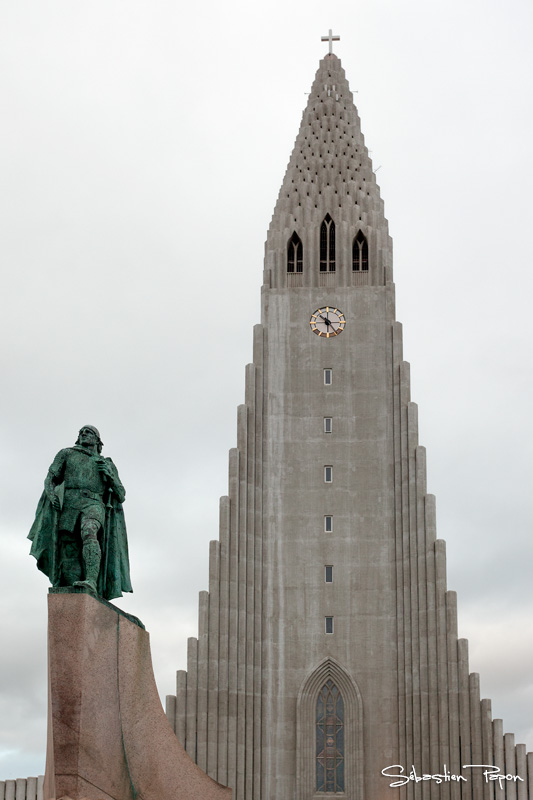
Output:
(319, 314), (332, 327)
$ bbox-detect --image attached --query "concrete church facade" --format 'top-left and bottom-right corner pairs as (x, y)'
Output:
(165, 48), (533, 800)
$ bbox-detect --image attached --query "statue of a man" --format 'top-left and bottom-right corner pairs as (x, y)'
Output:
(28, 425), (132, 600)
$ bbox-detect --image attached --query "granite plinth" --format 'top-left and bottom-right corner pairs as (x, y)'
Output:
(48, 586), (145, 628)
(43, 591), (231, 800)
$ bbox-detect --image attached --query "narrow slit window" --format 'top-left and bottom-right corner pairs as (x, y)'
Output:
(325, 616), (334, 634)
(324, 466), (333, 483)
(352, 230), (369, 271)
(319, 214), (336, 272)
(324, 515), (333, 533)
(325, 565), (333, 583)
(287, 231), (303, 273)
(324, 417), (332, 433)
(324, 369), (332, 385)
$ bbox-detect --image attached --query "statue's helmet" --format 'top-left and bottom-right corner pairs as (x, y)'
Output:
(76, 425), (104, 453)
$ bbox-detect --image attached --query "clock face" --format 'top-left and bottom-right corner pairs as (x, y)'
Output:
(309, 306), (346, 337)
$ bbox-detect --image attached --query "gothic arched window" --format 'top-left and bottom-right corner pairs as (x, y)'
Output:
(320, 215), (335, 272)
(316, 680), (345, 793)
(296, 658), (363, 800)
(352, 230), (368, 271)
(287, 232), (303, 273)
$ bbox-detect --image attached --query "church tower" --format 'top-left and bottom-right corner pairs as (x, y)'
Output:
(166, 41), (532, 800)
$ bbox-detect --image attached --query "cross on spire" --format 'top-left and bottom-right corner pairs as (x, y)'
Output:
(321, 29), (340, 54)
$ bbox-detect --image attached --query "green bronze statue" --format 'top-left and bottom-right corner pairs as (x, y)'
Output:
(28, 426), (132, 600)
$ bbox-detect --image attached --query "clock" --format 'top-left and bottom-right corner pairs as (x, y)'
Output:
(309, 306), (346, 337)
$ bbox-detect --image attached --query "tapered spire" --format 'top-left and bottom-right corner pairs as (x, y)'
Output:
(265, 54), (392, 288)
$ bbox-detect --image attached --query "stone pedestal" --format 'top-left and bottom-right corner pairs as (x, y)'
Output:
(43, 591), (231, 800)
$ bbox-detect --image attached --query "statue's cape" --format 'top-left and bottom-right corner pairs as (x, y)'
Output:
(28, 489), (133, 601)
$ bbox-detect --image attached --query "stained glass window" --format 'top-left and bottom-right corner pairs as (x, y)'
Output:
(316, 680), (345, 793)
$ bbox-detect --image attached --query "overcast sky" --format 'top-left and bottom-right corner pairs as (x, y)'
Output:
(1, 0), (532, 781)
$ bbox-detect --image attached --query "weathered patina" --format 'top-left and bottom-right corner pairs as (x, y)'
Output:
(28, 426), (132, 600)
